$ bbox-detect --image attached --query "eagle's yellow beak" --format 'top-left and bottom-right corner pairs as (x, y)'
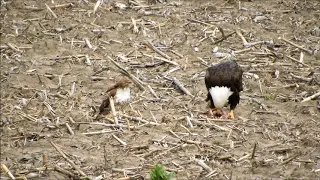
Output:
(210, 108), (235, 119)
(210, 108), (223, 116)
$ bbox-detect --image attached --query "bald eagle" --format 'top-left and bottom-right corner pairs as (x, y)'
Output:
(205, 60), (243, 119)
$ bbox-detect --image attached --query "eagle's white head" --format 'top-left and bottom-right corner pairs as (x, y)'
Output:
(209, 86), (233, 108)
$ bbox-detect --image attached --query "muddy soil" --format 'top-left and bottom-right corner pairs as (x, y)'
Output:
(1, 0), (320, 179)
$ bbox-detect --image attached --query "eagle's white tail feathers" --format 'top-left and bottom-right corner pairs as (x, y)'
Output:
(209, 86), (233, 108)
(115, 87), (131, 103)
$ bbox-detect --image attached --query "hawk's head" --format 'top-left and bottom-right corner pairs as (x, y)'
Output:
(107, 76), (132, 103)
(98, 76), (133, 115)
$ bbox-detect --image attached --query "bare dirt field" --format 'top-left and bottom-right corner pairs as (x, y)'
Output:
(1, 0), (320, 179)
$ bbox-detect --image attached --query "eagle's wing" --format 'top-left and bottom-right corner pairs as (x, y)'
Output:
(232, 62), (243, 92)
(205, 61), (243, 93)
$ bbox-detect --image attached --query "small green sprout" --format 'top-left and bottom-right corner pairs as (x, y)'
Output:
(264, 93), (276, 100)
(150, 164), (175, 180)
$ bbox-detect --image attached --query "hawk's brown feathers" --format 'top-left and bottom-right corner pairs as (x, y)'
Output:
(99, 77), (132, 114)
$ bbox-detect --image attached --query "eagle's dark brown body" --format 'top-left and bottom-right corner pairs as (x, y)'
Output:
(205, 60), (243, 116)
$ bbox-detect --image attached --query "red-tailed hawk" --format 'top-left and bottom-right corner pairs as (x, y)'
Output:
(99, 77), (132, 115)
(205, 60), (243, 119)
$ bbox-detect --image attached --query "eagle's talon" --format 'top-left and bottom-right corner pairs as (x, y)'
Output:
(225, 110), (235, 119)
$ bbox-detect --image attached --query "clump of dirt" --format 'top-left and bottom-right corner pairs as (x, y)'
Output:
(1, 0), (319, 179)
